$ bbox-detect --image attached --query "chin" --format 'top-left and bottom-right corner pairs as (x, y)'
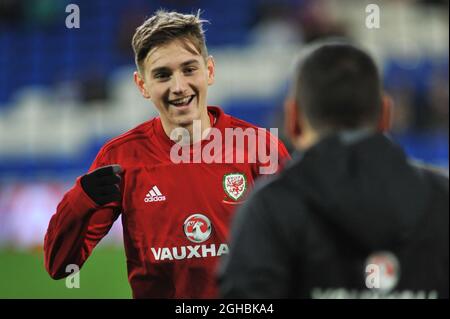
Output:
(175, 108), (201, 124)
(173, 114), (197, 127)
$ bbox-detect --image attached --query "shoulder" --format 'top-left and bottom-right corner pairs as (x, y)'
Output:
(210, 105), (283, 140)
(245, 161), (304, 217)
(224, 111), (289, 153)
(234, 160), (308, 249)
(227, 114), (260, 131)
(213, 105), (267, 132)
(227, 114), (275, 140)
(98, 118), (156, 157)
(410, 160), (449, 192)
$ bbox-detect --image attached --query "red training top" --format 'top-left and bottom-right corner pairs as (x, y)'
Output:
(44, 106), (290, 298)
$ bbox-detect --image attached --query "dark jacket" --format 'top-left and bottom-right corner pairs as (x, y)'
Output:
(219, 133), (449, 298)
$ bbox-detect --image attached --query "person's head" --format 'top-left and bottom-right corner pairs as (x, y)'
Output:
(285, 40), (391, 150)
(132, 10), (215, 132)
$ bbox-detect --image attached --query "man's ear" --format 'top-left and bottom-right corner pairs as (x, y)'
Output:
(206, 56), (215, 86)
(284, 97), (302, 144)
(134, 71), (151, 99)
(377, 94), (393, 132)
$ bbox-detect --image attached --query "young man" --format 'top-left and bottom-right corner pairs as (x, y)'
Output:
(219, 41), (449, 298)
(44, 10), (290, 298)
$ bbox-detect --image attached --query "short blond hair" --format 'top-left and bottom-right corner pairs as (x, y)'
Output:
(132, 10), (208, 73)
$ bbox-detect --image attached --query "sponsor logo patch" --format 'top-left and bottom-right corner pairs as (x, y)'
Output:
(183, 214), (212, 243)
(365, 251), (400, 293)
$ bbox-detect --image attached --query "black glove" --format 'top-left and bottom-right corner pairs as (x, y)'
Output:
(80, 164), (123, 206)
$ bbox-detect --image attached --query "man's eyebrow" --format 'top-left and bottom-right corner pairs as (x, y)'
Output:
(151, 66), (170, 75)
(150, 60), (200, 75)
(180, 59), (200, 67)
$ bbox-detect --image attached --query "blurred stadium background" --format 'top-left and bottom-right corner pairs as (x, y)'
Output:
(0, 0), (448, 298)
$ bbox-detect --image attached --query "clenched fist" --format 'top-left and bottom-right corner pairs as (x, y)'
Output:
(80, 164), (123, 205)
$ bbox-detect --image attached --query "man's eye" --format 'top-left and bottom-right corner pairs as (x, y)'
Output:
(184, 67), (196, 75)
(155, 73), (170, 80)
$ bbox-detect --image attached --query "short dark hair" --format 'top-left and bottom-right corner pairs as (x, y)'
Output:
(132, 10), (208, 74)
(294, 40), (382, 132)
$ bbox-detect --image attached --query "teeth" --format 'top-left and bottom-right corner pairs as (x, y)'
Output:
(170, 96), (192, 105)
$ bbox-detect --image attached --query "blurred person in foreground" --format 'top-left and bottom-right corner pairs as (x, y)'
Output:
(219, 40), (449, 299)
(44, 10), (290, 298)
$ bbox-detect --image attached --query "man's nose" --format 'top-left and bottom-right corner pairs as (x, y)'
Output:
(171, 73), (188, 95)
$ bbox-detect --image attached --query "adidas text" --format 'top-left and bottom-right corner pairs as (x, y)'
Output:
(145, 186), (166, 202)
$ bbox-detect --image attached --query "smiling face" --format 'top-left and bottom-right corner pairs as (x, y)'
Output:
(134, 38), (215, 135)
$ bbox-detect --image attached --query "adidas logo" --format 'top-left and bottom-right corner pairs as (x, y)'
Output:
(144, 186), (166, 202)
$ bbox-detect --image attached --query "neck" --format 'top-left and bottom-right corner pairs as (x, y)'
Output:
(161, 111), (212, 145)
(297, 126), (376, 151)
(296, 127), (320, 151)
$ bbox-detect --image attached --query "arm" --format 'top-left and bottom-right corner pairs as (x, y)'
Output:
(44, 154), (123, 279)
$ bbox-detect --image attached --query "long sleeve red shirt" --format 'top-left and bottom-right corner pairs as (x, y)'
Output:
(44, 106), (290, 298)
